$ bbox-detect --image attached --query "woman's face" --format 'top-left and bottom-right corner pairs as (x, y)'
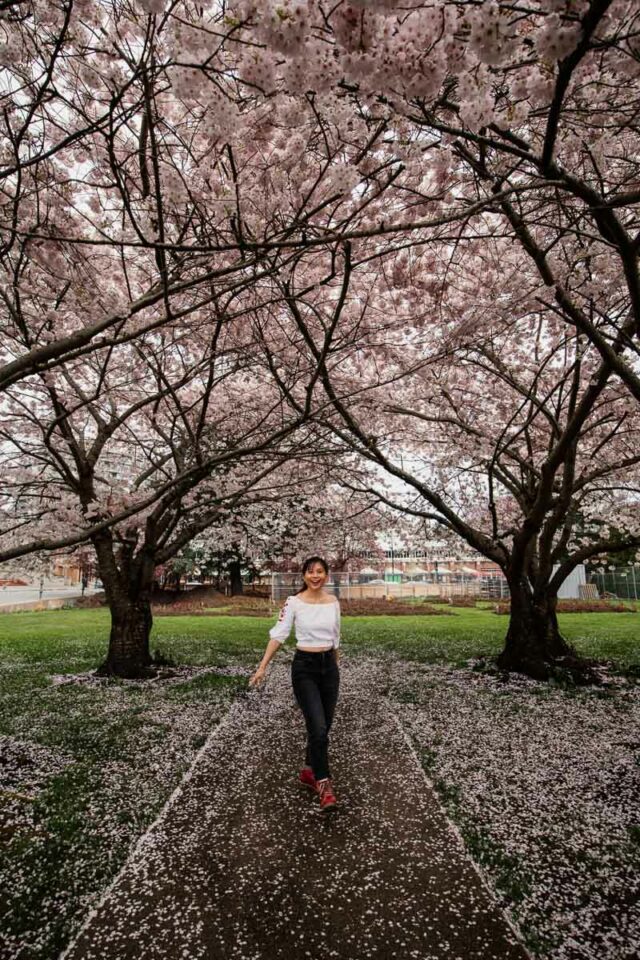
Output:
(303, 562), (328, 592)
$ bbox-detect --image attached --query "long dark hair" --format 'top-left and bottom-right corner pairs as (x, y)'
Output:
(296, 556), (329, 594)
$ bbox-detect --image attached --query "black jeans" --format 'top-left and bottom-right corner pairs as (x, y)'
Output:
(291, 649), (340, 782)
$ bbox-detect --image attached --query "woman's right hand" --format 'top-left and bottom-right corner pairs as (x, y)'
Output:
(249, 665), (267, 688)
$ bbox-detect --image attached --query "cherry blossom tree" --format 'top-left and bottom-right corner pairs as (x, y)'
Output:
(235, 0), (640, 402)
(258, 235), (640, 681)
(219, 0), (640, 678)
(178, 471), (392, 595)
(0, 0), (434, 393)
(0, 295), (329, 674)
(0, 0), (428, 677)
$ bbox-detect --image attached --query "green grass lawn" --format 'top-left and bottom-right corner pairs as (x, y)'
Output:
(0, 605), (637, 669)
(0, 605), (637, 960)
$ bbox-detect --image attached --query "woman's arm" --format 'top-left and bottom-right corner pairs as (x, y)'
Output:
(249, 597), (295, 687)
(249, 638), (282, 687)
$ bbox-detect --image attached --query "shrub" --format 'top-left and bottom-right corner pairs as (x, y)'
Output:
(493, 599), (633, 615)
(338, 599), (451, 616)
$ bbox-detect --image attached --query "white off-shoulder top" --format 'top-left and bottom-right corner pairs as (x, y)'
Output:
(269, 595), (341, 650)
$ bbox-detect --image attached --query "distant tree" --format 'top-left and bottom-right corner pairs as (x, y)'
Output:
(175, 472), (392, 595)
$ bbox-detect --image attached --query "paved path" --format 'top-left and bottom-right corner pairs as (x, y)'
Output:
(60, 661), (530, 960)
(0, 583), (99, 610)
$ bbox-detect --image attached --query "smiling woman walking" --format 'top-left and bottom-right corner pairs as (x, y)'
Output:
(249, 556), (341, 812)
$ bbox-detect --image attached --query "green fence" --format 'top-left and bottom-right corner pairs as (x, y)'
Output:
(589, 566), (640, 601)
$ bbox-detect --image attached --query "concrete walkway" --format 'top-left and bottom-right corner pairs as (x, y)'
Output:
(60, 661), (530, 960)
(0, 582), (100, 612)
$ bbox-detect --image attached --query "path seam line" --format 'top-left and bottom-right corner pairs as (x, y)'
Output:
(57, 695), (247, 960)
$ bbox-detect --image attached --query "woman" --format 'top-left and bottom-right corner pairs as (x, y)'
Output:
(249, 556), (341, 812)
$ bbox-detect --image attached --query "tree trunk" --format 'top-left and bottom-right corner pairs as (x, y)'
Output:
(229, 560), (243, 596)
(98, 597), (154, 678)
(92, 535), (157, 678)
(496, 576), (596, 683)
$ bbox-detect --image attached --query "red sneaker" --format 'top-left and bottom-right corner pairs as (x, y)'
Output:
(299, 767), (317, 792)
(316, 778), (337, 812)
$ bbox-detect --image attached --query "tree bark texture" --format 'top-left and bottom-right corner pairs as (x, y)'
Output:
(496, 575), (595, 682)
(99, 598), (154, 678)
(93, 534), (157, 678)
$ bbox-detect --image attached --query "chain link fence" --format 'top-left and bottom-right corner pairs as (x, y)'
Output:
(269, 566), (639, 604)
(270, 573), (510, 603)
(588, 566), (640, 601)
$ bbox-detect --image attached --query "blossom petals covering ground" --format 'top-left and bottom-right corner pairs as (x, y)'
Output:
(0, 664), (245, 960)
(3, 656), (638, 959)
(60, 661), (528, 960)
(387, 662), (640, 960)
